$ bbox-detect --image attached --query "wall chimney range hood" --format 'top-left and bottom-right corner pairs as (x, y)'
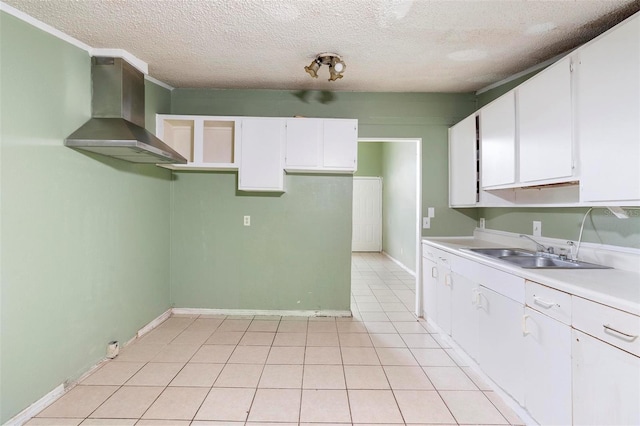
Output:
(65, 57), (186, 164)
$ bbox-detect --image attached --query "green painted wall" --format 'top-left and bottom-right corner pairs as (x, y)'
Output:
(381, 142), (417, 272)
(170, 173), (352, 310)
(355, 142), (382, 177)
(0, 13), (173, 422)
(145, 79), (172, 133)
(480, 207), (640, 249)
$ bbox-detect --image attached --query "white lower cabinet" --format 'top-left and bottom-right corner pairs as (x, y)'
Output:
(572, 329), (640, 425)
(523, 307), (572, 425)
(450, 270), (479, 360)
(421, 246), (452, 335)
(421, 255), (438, 322)
(478, 285), (525, 404)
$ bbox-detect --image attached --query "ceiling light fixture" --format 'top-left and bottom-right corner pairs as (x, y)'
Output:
(305, 53), (346, 82)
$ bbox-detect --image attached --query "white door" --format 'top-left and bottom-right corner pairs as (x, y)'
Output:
(352, 177), (382, 252)
(523, 307), (572, 426)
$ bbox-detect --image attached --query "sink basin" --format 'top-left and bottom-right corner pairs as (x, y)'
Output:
(463, 247), (611, 269)
(499, 255), (612, 269)
(467, 248), (536, 257)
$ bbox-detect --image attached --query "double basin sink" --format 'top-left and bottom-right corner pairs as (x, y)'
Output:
(466, 248), (611, 269)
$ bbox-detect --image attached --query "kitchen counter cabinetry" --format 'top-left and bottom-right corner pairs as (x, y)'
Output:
(421, 245), (452, 334)
(523, 282), (572, 425)
(572, 296), (640, 425)
(422, 237), (640, 425)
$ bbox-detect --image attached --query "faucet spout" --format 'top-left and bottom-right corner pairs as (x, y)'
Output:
(519, 234), (551, 253)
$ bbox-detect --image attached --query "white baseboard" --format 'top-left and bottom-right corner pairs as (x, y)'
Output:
(4, 384), (65, 426)
(382, 251), (416, 276)
(137, 308), (172, 338)
(171, 308), (352, 318)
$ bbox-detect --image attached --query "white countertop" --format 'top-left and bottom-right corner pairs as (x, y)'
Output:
(422, 236), (640, 316)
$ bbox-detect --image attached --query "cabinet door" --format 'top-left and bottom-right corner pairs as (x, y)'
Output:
(523, 308), (572, 426)
(450, 271), (479, 360)
(572, 330), (640, 425)
(449, 115), (478, 207)
(480, 92), (516, 188)
(478, 286), (524, 404)
(285, 118), (322, 169)
(422, 256), (438, 321)
(577, 15), (640, 202)
(518, 57), (573, 184)
(239, 118), (285, 191)
(323, 119), (358, 170)
(436, 256), (452, 335)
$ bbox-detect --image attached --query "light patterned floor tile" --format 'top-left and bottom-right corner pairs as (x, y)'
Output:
(258, 364), (303, 388)
(37, 386), (118, 418)
(305, 346), (343, 364)
(194, 388), (256, 421)
(341, 347), (380, 365)
(25, 419), (82, 426)
(247, 389), (301, 422)
(238, 332), (275, 346)
(375, 347), (419, 366)
(228, 345), (270, 363)
(439, 390), (508, 424)
(214, 363), (263, 387)
(152, 344), (200, 362)
(190, 345), (235, 363)
(266, 346), (306, 364)
(383, 366), (434, 390)
(410, 348), (457, 366)
(394, 390), (456, 424)
(124, 362), (184, 386)
(89, 386), (163, 419)
(423, 366), (478, 390)
(272, 332), (307, 346)
(344, 365), (390, 389)
(300, 389), (352, 423)
(81, 362), (144, 386)
(169, 362), (223, 387)
(142, 387), (208, 420)
(303, 365), (346, 389)
(205, 331), (244, 345)
(348, 389), (403, 424)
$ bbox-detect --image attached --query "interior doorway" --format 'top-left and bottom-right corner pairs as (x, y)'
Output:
(352, 177), (383, 252)
(352, 138), (422, 315)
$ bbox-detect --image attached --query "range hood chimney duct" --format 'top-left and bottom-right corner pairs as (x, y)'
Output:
(65, 57), (186, 164)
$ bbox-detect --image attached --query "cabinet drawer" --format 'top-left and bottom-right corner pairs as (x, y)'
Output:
(573, 296), (640, 356)
(422, 244), (438, 262)
(525, 281), (571, 325)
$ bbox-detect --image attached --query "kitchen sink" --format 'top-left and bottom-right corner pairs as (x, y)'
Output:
(499, 255), (611, 269)
(464, 247), (611, 269)
(467, 248), (536, 257)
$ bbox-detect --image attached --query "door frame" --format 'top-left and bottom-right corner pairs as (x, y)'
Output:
(352, 176), (383, 252)
(357, 138), (422, 317)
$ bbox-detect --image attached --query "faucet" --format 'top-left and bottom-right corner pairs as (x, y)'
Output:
(519, 235), (554, 254)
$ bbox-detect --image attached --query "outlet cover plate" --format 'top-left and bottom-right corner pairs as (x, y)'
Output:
(533, 221), (542, 237)
(423, 217), (431, 229)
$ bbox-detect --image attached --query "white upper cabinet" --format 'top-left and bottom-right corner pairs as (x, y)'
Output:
(480, 91), (516, 188)
(577, 15), (640, 203)
(518, 57), (574, 185)
(285, 118), (358, 173)
(323, 119), (358, 170)
(238, 118), (285, 192)
(449, 115), (478, 207)
(285, 118), (322, 169)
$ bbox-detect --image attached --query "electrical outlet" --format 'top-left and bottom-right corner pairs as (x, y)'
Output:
(533, 221), (542, 237)
(428, 207), (435, 218)
(423, 217), (431, 229)
(244, 215), (250, 226)
(479, 218), (485, 229)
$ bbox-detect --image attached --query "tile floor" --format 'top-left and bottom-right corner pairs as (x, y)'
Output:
(26, 253), (524, 425)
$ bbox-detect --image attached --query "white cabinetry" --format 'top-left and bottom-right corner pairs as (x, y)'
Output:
(285, 118), (358, 173)
(577, 15), (640, 203)
(523, 282), (572, 426)
(518, 57), (574, 185)
(480, 91), (516, 188)
(157, 115), (239, 171)
(238, 118), (285, 191)
(421, 245), (452, 335)
(449, 115), (478, 207)
(450, 257), (479, 360)
(477, 285), (525, 404)
(572, 330), (640, 425)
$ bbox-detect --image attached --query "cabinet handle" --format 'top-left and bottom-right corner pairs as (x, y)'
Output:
(533, 296), (559, 309)
(431, 266), (438, 278)
(471, 289), (480, 306)
(444, 274), (451, 286)
(603, 324), (638, 341)
(522, 314), (530, 336)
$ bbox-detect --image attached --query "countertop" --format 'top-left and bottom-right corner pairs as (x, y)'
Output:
(422, 237), (640, 316)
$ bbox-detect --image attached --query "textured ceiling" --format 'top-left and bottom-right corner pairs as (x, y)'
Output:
(5, 0), (640, 92)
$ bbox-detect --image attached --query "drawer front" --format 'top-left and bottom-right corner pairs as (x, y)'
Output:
(573, 296), (640, 356)
(472, 262), (525, 303)
(422, 244), (438, 262)
(525, 281), (572, 325)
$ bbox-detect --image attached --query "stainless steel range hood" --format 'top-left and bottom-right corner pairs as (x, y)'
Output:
(65, 57), (186, 164)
